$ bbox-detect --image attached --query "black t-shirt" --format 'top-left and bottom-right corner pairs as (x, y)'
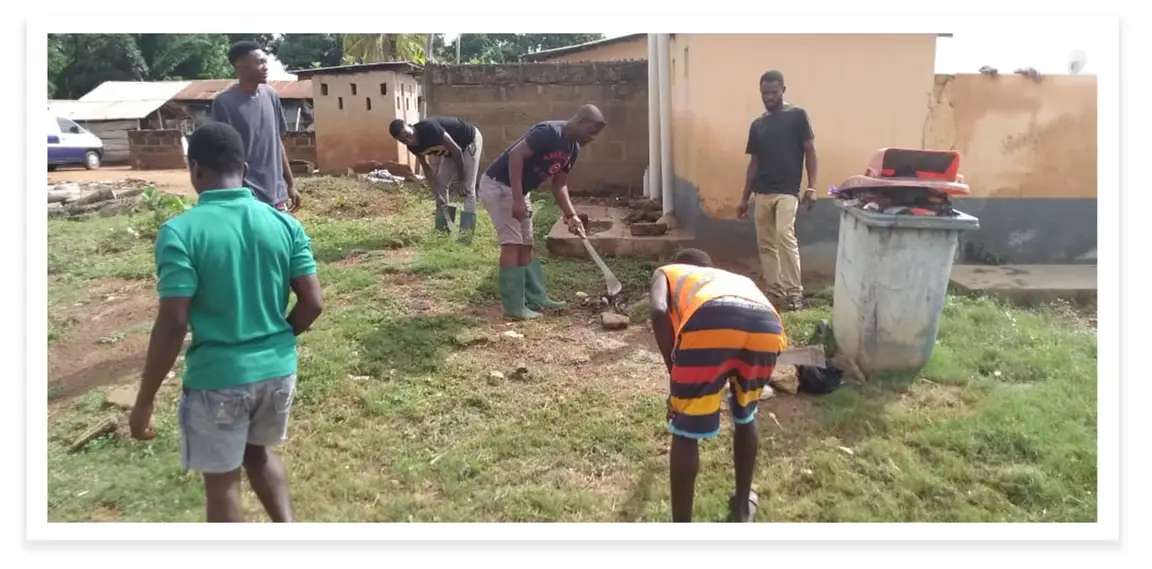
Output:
(406, 116), (477, 157)
(484, 121), (579, 194)
(745, 105), (814, 195)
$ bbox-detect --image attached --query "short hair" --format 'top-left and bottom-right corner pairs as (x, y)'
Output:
(759, 70), (785, 86)
(187, 122), (246, 176)
(388, 119), (407, 139)
(227, 41), (261, 65)
(672, 248), (713, 267)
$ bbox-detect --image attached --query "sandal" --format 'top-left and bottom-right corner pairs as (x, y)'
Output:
(728, 490), (759, 522)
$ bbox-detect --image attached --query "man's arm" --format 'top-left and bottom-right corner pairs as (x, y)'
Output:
(416, 154), (439, 201)
(742, 122), (759, 204)
(800, 111), (818, 190)
(288, 275), (323, 335)
(286, 223), (323, 335)
(138, 298), (189, 406)
(507, 140), (534, 200)
(135, 226), (196, 411)
(549, 170), (579, 219)
(649, 270), (676, 373)
(275, 94), (296, 195)
(441, 132), (466, 178)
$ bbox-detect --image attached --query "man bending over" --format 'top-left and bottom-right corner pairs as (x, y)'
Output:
(649, 248), (787, 522)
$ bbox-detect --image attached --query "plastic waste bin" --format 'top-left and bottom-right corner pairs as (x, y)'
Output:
(831, 201), (979, 376)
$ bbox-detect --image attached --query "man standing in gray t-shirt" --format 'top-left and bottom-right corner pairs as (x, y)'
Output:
(211, 41), (301, 212)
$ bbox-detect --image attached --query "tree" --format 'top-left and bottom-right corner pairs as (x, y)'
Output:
(272, 34), (344, 71)
(341, 34), (427, 64)
(227, 34), (277, 50)
(133, 34), (232, 81)
(48, 34), (148, 99)
(433, 34), (606, 64)
(47, 34), (246, 99)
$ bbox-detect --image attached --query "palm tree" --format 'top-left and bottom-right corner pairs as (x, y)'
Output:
(341, 34), (426, 64)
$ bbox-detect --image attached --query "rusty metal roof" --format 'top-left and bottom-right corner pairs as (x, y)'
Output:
(172, 79), (313, 101)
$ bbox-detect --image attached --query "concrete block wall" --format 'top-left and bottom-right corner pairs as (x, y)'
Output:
(285, 131), (317, 165)
(128, 130), (187, 171)
(425, 62), (649, 197)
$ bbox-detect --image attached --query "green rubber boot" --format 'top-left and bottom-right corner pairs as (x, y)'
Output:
(499, 266), (542, 320)
(434, 205), (458, 233)
(524, 260), (567, 310)
(458, 211), (477, 244)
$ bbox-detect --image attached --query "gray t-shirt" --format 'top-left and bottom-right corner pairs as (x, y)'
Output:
(210, 84), (288, 205)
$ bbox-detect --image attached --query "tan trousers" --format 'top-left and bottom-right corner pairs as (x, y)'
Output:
(753, 193), (803, 297)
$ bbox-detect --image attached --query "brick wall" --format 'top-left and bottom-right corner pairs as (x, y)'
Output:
(285, 131), (317, 165)
(128, 130), (187, 171)
(425, 61), (648, 197)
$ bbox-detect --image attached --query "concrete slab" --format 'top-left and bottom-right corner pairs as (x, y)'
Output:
(546, 205), (694, 260)
(949, 264), (1097, 305)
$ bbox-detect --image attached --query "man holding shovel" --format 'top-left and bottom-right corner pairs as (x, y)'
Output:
(389, 116), (482, 241)
(649, 248), (787, 523)
(478, 105), (606, 320)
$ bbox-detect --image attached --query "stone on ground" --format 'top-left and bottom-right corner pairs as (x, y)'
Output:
(601, 312), (630, 330)
(769, 364), (799, 394)
(104, 384), (138, 410)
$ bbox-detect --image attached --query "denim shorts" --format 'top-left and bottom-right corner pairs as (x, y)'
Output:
(178, 375), (297, 474)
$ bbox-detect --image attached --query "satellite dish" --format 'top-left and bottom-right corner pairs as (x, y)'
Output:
(1068, 49), (1088, 74)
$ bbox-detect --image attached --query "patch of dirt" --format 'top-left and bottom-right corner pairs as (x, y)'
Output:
(49, 167), (194, 197)
(757, 393), (823, 451)
(299, 177), (408, 220)
(897, 380), (970, 412)
(335, 246), (415, 268)
(48, 278), (155, 399)
(383, 273), (450, 315)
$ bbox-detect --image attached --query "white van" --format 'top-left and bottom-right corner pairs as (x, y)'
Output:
(47, 114), (103, 170)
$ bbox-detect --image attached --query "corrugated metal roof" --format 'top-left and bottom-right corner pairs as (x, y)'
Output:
(79, 80), (192, 102)
(520, 34), (645, 62)
(274, 80), (313, 99)
(48, 99), (165, 121)
(172, 79), (313, 100)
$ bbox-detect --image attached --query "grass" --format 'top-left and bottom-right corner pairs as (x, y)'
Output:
(45, 177), (1098, 523)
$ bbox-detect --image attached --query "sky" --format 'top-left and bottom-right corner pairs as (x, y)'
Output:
(267, 30), (1099, 79)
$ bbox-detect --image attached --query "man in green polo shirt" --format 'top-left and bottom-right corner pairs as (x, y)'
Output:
(129, 122), (325, 523)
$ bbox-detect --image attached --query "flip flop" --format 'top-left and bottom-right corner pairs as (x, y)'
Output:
(728, 490), (759, 522)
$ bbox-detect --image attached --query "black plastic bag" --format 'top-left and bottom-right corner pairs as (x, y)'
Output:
(797, 365), (843, 395)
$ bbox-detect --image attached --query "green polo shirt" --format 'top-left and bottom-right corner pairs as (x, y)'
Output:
(154, 188), (317, 391)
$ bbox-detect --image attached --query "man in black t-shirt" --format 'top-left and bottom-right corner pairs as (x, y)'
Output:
(478, 104), (606, 320)
(389, 116), (483, 239)
(735, 70), (819, 311)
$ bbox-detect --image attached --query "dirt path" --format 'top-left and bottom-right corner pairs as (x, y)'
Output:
(48, 278), (156, 400)
(49, 166), (195, 197)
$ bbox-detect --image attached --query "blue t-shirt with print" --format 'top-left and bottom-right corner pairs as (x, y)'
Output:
(484, 121), (579, 193)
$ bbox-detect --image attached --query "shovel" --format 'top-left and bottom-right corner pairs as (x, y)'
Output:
(438, 205), (456, 232)
(580, 236), (622, 296)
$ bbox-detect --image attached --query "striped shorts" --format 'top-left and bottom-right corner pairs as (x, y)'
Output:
(667, 296), (786, 439)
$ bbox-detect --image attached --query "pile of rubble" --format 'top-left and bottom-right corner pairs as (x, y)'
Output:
(623, 198), (674, 237)
(349, 160), (425, 185)
(47, 179), (153, 219)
